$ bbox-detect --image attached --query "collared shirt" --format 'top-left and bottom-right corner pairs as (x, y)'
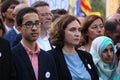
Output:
(13, 26), (20, 34)
(21, 41), (40, 80)
(5, 24), (12, 33)
(36, 32), (52, 51)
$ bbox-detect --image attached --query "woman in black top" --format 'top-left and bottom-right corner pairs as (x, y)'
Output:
(48, 14), (99, 80)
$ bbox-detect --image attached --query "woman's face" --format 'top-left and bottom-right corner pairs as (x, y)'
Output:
(87, 18), (104, 40)
(101, 44), (114, 64)
(64, 20), (81, 47)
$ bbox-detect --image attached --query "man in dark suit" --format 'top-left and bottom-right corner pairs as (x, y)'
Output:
(11, 7), (58, 80)
(3, 3), (28, 48)
(0, 38), (16, 80)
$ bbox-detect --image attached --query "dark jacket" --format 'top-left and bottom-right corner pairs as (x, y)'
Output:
(12, 43), (58, 80)
(4, 28), (17, 48)
(12, 34), (22, 47)
(0, 38), (16, 80)
(48, 48), (99, 80)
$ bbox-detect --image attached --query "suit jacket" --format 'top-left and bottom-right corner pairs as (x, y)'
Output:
(12, 34), (22, 47)
(12, 43), (58, 80)
(0, 38), (16, 80)
(48, 48), (99, 80)
(4, 28), (17, 48)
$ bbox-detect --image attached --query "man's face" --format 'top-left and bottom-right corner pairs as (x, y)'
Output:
(112, 25), (120, 44)
(36, 6), (53, 30)
(4, 4), (17, 21)
(106, 13), (120, 44)
(20, 13), (41, 42)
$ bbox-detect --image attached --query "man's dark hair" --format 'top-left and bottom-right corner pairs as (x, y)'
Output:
(51, 9), (68, 22)
(104, 19), (120, 33)
(51, 9), (68, 15)
(31, 1), (49, 8)
(16, 7), (38, 27)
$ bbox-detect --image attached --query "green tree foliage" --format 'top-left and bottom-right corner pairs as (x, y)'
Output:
(90, 0), (106, 20)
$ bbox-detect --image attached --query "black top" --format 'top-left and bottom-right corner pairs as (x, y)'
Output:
(48, 48), (99, 80)
(12, 43), (58, 80)
(0, 38), (16, 80)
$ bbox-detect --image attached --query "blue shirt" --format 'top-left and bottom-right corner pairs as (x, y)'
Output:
(64, 53), (91, 80)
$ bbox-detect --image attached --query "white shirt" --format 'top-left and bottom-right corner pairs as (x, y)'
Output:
(5, 25), (12, 33)
(36, 33), (52, 51)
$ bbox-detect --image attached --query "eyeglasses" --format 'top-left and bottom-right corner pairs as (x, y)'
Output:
(21, 21), (41, 29)
(39, 13), (53, 17)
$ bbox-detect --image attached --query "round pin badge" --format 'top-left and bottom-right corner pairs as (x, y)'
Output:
(45, 72), (50, 78)
(0, 52), (1, 57)
(87, 64), (91, 69)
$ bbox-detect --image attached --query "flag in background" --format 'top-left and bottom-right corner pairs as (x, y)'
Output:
(75, 0), (86, 17)
(22, 0), (93, 17)
(81, 0), (92, 15)
(75, 0), (92, 16)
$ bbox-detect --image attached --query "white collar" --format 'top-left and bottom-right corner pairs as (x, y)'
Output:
(13, 26), (20, 34)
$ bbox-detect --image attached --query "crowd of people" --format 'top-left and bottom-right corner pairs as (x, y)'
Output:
(0, 0), (120, 80)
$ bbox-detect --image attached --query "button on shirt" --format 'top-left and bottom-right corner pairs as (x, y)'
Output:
(21, 41), (40, 80)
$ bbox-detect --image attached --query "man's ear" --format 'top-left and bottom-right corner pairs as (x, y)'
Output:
(104, 30), (113, 37)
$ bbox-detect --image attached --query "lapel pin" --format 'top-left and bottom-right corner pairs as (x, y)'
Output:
(0, 52), (2, 57)
(45, 71), (50, 78)
(87, 64), (91, 69)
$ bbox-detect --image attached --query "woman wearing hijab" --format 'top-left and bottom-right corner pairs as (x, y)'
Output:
(90, 36), (120, 80)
